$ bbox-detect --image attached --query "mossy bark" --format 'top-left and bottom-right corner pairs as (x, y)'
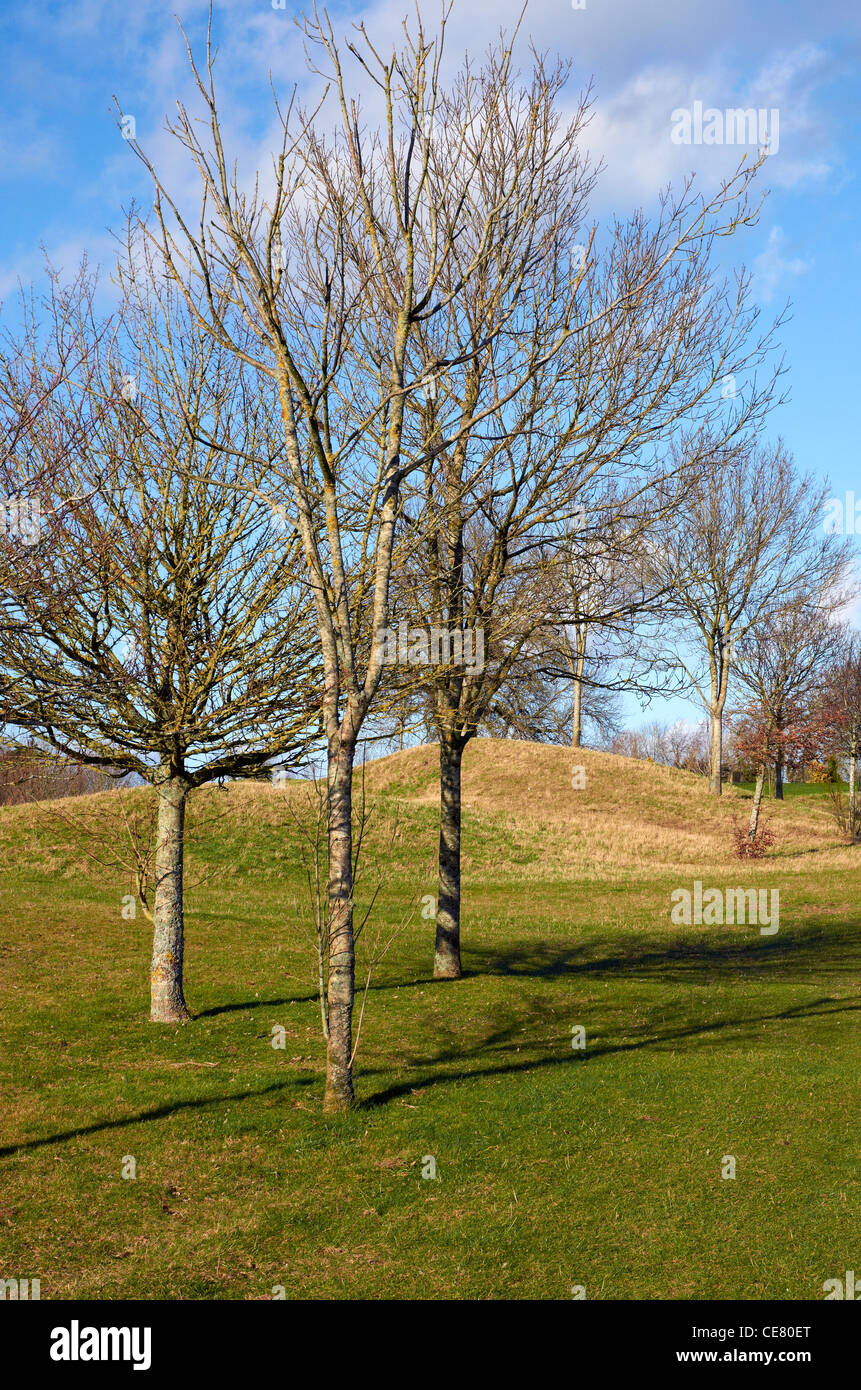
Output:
(150, 773), (191, 1023)
(435, 737), (464, 980)
(323, 735), (356, 1112)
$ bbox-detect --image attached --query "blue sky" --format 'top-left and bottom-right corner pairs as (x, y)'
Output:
(1, 0), (859, 732)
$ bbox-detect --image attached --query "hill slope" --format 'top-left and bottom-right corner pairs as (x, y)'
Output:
(0, 737), (850, 892)
(356, 738), (846, 878)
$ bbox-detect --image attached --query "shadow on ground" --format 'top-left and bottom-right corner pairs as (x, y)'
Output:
(4, 922), (858, 1153)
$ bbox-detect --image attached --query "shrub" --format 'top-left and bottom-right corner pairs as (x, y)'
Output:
(731, 817), (776, 860)
(826, 787), (859, 843)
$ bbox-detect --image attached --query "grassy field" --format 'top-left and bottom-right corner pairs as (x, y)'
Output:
(735, 779), (849, 799)
(1, 740), (859, 1300)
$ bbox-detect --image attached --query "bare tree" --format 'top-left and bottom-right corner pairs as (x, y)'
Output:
(0, 744), (124, 805)
(121, 5), (610, 1103)
(734, 596), (847, 805)
(817, 630), (861, 840)
(537, 501), (671, 749)
(608, 718), (711, 774)
(646, 440), (853, 795)
(0, 263), (119, 735)
(0, 266), (321, 1022)
(384, 121), (781, 977)
(556, 560), (626, 750)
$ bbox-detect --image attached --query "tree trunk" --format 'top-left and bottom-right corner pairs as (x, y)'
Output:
(571, 635), (586, 748)
(435, 736), (465, 980)
(324, 732), (357, 1112)
(150, 774), (191, 1023)
(708, 633), (731, 797)
(749, 764), (766, 840)
(774, 751), (784, 801)
(709, 705), (723, 796)
(849, 741), (857, 843)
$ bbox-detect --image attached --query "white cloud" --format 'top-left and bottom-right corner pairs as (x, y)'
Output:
(572, 39), (840, 206)
(0, 0), (853, 295)
(752, 225), (809, 303)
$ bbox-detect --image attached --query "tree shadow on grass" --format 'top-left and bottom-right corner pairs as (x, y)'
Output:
(2, 987), (856, 1154)
(195, 994), (317, 1018)
(360, 991), (861, 1109)
(194, 924), (861, 1018)
(464, 922), (861, 987)
(5, 928), (859, 1153)
(195, 975), (441, 1018)
(0, 1075), (315, 1159)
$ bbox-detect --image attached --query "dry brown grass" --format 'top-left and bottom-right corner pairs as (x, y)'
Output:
(0, 737), (847, 886)
(355, 739), (845, 880)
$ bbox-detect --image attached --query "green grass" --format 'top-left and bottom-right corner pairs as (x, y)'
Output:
(735, 779), (847, 799)
(1, 747), (859, 1300)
